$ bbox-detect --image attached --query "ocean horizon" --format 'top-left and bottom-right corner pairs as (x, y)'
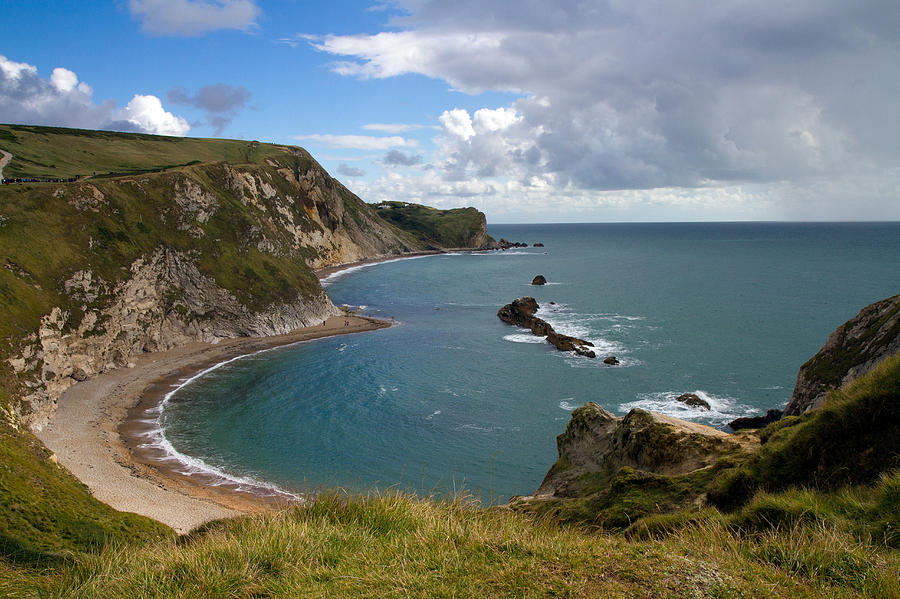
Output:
(151, 222), (900, 503)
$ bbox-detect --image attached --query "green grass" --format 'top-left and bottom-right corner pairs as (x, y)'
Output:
(709, 352), (900, 509)
(0, 124), (284, 179)
(372, 201), (491, 248)
(0, 420), (173, 566)
(2, 490), (897, 598)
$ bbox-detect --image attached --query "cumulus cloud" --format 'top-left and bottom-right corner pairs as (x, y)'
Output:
(167, 83), (250, 134)
(113, 95), (191, 136)
(129, 0), (261, 36)
(0, 54), (189, 136)
(313, 0), (900, 218)
(383, 149), (423, 166)
(337, 163), (366, 177)
(293, 133), (417, 150)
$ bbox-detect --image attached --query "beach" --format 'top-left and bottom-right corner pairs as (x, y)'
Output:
(37, 314), (390, 534)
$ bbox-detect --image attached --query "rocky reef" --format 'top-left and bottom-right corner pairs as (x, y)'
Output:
(497, 297), (597, 358)
(784, 294), (900, 415)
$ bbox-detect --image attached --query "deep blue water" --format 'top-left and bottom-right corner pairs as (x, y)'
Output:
(159, 222), (900, 502)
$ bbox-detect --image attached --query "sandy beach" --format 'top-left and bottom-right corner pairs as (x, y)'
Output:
(37, 314), (390, 534)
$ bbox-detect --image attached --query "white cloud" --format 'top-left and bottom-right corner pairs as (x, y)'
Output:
(293, 133), (417, 150)
(115, 95), (191, 136)
(50, 68), (78, 92)
(438, 108), (475, 140)
(312, 0), (900, 219)
(363, 122), (431, 134)
(0, 54), (189, 136)
(129, 0), (260, 36)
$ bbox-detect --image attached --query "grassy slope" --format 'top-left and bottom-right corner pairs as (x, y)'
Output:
(372, 201), (491, 249)
(710, 352), (900, 509)
(0, 124), (284, 180)
(1, 490), (898, 598)
(0, 421), (173, 566)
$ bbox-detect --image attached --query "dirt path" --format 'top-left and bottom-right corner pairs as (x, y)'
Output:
(0, 150), (11, 180)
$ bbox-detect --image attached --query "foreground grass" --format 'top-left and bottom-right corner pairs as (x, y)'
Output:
(1, 489), (898, 598)
(0, 421), (173, 566)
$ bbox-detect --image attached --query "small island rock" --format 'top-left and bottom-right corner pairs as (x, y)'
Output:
(603, 356), (620, 365)
(533, 242), (544, 247)
(675, 393), (711, 410)
(532, 275), (547, 285)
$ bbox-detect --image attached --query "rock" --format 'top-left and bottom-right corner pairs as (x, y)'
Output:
(728, 409), (783, 431)
(784, 294), (900, 416)
(532, 275), (547, 285)
(675, 393), (711, 410)
(70, 367), (88, 382)
(533, 242), (544, 247)
(533, 403), (756, 498)
(498, 297), (595, 358)
(547, 331), (596, 357)
(493, 238), (529, 250)
(603, 356), (619, 365)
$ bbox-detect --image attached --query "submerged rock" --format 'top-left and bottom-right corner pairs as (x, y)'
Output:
(675, 393), (711, 410)
(603, 356), (620, 365)
(532, 275), (547, 285)
(533, 242), (544, 247)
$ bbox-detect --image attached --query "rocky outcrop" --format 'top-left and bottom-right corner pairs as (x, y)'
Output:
(497, 297), (595, 357)
(728, 409), (782, 431)
(525, 403), (756, 501)
(784, 294), (900, 416)
(11, 248), (339, 428)
(675, 393), (711, 410)
(532, 275), (547, 285)
(491, 238), (529, 250)
(603, 356), (620, 365)
(533, 242), (544, 247)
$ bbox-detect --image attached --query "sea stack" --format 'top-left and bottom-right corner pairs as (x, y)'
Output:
(532, 275), (547, 285)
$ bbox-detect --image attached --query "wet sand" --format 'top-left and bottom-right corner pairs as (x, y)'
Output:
(37, 315), (390, 534)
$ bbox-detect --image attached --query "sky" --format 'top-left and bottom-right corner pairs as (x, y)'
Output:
(1, 1), (899, 223)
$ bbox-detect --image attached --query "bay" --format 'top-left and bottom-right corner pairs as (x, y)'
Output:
(160, 222), (900, 502)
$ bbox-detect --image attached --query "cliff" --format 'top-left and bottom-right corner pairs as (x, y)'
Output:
(371, 201), (493, 249)
(512, 405), (757, 527)
(784, 294), (900, 416)
(0, 125), (432, 427)
(517, 297), (900, 529)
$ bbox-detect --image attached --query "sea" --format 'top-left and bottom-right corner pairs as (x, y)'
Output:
(154, 222), (900, 503)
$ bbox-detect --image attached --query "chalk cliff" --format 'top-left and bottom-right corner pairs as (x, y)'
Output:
(0, 126), (488, 428)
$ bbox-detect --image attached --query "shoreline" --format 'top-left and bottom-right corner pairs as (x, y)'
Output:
(37, 314), (391, 534)
(36, 248), (483, 534)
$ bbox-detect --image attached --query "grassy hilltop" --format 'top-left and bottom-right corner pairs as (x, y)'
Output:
(1, 125), (898, 597)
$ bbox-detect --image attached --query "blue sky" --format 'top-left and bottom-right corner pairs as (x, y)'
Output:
(2, 1), (899, 222)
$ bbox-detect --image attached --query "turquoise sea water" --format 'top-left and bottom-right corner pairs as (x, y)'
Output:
(158, 222), (900, 502)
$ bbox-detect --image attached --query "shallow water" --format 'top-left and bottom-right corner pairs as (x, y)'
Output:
(158, 222), (900, 502)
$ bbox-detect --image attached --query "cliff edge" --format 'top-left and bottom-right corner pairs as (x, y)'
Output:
(784, 293), (900, 416)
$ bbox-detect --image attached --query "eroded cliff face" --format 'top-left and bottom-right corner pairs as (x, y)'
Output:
(511, 403), (757, 527)
(2, 145), (422, 428)
(784, 294), (900, 416)
(532, 404), (756, 499)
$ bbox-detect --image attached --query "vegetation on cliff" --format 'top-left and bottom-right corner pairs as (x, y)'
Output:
(1, 125), (898, 596)
(0, 421), (172, 566)
(372, 201), (493, 249)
